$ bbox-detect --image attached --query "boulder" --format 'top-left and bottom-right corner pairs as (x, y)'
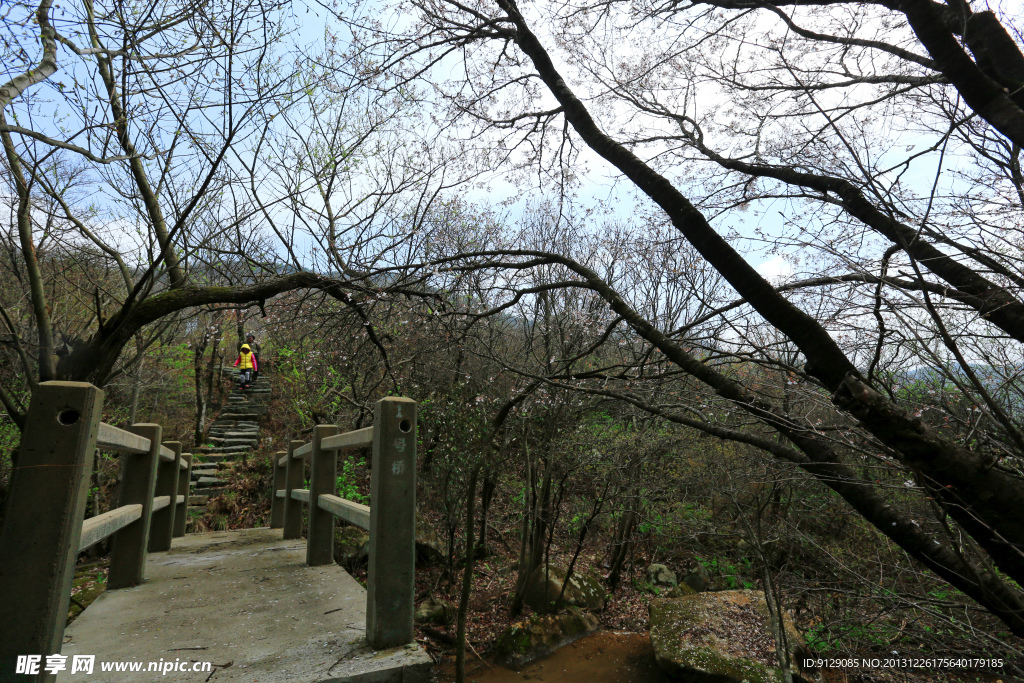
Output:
(666, 583), (697, 598)
(493, 608), (599, 668)
(333, 526), (369, 567)
(523, 564), (607, 614)
(414, 597), (453, 625)
(648, 563), (678, 588)
(649, 590), (808, 683)
(415, 525), (446, 566)
(683, 562), (711, 593)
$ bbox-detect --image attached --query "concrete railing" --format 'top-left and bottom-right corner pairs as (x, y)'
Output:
(0, 382), (193, 682)
(270, 396), (417, 650)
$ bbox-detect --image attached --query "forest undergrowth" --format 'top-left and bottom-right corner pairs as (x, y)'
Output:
(4, 328), (1022, 683)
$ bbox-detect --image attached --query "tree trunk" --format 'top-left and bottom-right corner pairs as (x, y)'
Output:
(608, 460), (641, 587)
(193, 332), (210, 447)
(205, 315), (222, 409)
(477, 473), (496, 558)
(607, 509), (637, 588)
(128, 358), (144, 425)
(455, 462), (481, 683)
(236, 308), (245, 348)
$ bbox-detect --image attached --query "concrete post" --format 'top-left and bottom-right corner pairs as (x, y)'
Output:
(149, 441), (180, 552)
(0, 382), (103, 683)
(270, 451), (286, 529)
(173, 453), (192, 537)
(366, 397), (417, 649)
(282, 440), (305, 540)
(307, 424), (340, 566)
(108, 423), (161, 589)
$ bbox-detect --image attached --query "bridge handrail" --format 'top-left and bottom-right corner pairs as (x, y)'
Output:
(0, 382), (194, 682)
(97, 421), (186, 468)
(317, 494), (370, 530)
(279, 426), (374, 465)
(269, 397), (416, 650)
(78, 504), (143, 552)
(77, 492), (189, 553)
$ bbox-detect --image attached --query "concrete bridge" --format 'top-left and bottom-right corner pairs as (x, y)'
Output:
(0, 382), (431, 683)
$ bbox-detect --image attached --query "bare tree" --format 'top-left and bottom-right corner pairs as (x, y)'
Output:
(0, 0), (456, 425)
(329, 0), (1024, 633)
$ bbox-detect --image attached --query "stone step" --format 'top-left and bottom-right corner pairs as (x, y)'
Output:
(193, 448), (249, 457)
(208, 426), (258, 434)
(207, 436), (257, 444)
(207, 431), (258, 439)
(209, 435), (258, 444)
(187, 505), (207, 515)
(195, 476), (229, 487)
(218, 412), (263, 420)
(198, 459), (239, 467)
(208, 439), (258, 449)
(222, 404), (255, 412)
(189, 495), (210, 506)
(191, 487), (229, 498)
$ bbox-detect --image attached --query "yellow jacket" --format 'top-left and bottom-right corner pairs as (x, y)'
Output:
(234, 344), (257, 370)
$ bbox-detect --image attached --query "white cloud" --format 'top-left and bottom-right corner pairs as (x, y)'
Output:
(755, 255), (792, 284)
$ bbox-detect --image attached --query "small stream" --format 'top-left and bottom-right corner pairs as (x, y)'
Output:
(435, 630), (670, 683)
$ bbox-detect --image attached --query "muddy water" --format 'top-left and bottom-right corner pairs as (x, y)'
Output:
(434, 630), (670, 683)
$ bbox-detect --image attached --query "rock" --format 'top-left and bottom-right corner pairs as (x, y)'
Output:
(523, 564), (607, 614)
(649, 590), (808, 683)
(414, 597), (453, 625)
(493, 608), (599, 668)
(648, 563), (678, 587)
(333, 526), (369, 567)
(666, 583), (697, 598)
(683, 562), (711, 593)
(415, 524), (445, 566)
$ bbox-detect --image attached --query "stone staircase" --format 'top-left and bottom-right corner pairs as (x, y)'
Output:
(187, 369), (271, 517)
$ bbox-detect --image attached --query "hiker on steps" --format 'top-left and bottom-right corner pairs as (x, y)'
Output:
(234, 343), (258, 389)
(245, 332), (262, 381)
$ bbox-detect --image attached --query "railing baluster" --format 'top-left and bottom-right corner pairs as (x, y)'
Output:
(270, 450), (286, 528)
(0, 382), (103, 681)
(149, 441), (180, 552)
(108, 423), (161, 589)
(307, 424), (340, 566)
(282, 439), (305, 540)
(173, 453), (192, 538)
(366, 397), (417, 649)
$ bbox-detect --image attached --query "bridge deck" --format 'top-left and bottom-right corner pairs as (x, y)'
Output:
(58, 528), (431, 682)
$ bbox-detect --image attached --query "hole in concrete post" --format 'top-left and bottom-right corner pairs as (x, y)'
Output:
(58, 408), (81, 425)
(399, 419), (412, 433)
